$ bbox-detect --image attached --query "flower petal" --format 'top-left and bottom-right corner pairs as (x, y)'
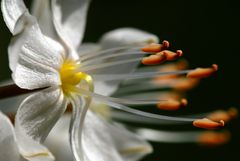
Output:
(109, 123), (153, 161)
(15, 87), (67, 161)
(45, 114), (73, 161)
(31, 0), (58, 40)
(78, 43), (101, 56)
(100, 28), (159, 49)
(1, 0), (28, 34)
(0, 111), (20, 161)
(51, 0), (91, 50)
(83, 110), (151, 161)
(12, 21), (64, 89)
(74, 110), (123, 161)
(94, 28), (159, 95)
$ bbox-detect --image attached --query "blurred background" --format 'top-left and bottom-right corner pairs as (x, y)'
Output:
(0, 0), (239, 161)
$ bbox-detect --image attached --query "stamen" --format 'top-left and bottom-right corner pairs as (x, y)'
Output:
(197, 131), (230, 146)
(81, 57), (143, 72)
(81, 51), (145, 66)
(76, 88), (195, 122)
(157, 99), (188, 111)
(171, 78), (199, 90)
(157, 50), (183, 61)
(187, 64), (218, 79)
(135, 128), (199, 143)
(92, 69), (192, 81)
(76, 88), (162, 105)
(142, 54), (166, 65)
(81, 45), (142, 61)
(141, 40), (170, 52)
(207, 107), (238, 123)
(193, 118), (224, 129)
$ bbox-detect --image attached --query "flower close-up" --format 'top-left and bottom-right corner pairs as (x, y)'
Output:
(0, 0), (239, 161)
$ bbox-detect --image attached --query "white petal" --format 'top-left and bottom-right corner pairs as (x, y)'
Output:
(31, 0), (58, 40)
(93, 28), (159, 96)
(45, 114), (73, 161)
(82, 111), (124, 161)
(15, 87), (67, 161)
(100, 28), (159, 49)
(1, 0), (28, 35)
(0, 111), (20, 161)
(77, 43), (101, 56)
(109, 123), (153, 161)
(13, 22), (65, 89)
(52, 0), (91, 50)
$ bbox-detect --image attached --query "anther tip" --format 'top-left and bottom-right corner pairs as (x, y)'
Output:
(176, 50), (183, 57)
(212, 64), (218, 71)
(193, 118), (225, 129)
(162, 40), (170, 48)
(180, 98), (188, 107)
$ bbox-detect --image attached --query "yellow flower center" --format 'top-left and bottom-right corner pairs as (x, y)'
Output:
(60, 60), (93, 96)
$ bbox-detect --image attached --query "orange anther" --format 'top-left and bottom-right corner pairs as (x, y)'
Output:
(198, 131), (230, 146)
(157, 50), (182, 61)
(193, 118), (224, 129)
(141, 43), (164, 53)
(157, 98), (187, 111)
(142, 54), (166, 65)
(162, 40), (170, 48)
(173, 78), (199, 90)
(228, 107), (238, 118)
(187, 64), (218, 79)
(207, 107), (238, 123)
(141, 40), (169, 53)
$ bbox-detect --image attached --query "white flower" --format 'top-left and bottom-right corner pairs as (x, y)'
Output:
(1, 0), (225, 161)
(1, 0), (160, 161)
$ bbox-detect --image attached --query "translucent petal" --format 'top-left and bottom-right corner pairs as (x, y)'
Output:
(0, 112), (20, 161)
(51, 0), (91, 50)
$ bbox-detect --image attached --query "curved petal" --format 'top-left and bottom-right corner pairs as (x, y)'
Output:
(73, 109), (123, 161)
(31, 0), (58, 40)
(12, 21), (65, 89)
(0, 111), (20, 161)
(83, 110), (151, 161)
(45, 114), (73, 161)
(51, 0), (91, 50)
(100, 28), (159, 49)
(109, 123), (153, 161)
(77, 43), (101, 56)
(1, 0), (28, 34)
(93, 28), (159, 96)
(15, 87), (67, 161)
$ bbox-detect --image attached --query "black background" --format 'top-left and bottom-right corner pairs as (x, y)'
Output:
(0, 0), (239, 161)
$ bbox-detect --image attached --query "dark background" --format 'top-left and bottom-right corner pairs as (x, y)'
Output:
(0, 0), (239, 161)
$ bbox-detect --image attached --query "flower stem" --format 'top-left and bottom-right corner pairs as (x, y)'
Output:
(0, 84), (46, 99)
